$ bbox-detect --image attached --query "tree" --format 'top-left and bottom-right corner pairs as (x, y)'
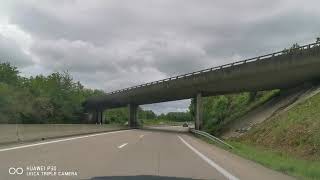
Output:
(0, 62), (109, 124)
(282, 43), (300, 55)
(0, 62), (19, 85)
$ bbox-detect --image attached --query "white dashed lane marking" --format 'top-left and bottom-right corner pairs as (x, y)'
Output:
(118, 143), (128, 149)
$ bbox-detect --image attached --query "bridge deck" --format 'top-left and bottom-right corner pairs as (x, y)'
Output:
(85, 42), (320, 110)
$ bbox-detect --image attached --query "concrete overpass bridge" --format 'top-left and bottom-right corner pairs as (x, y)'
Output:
(84, 42), (320, 129)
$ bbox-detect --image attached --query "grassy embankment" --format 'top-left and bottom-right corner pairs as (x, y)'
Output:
(200, 90), (320, 179)
(233, 91), (320, 179)
(200, 89), (281, 135)
(229, 141), (320, 180)
(222, 90), (281, 126)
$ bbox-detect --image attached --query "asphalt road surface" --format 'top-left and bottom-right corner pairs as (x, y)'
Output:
(0, 129), (294, 180)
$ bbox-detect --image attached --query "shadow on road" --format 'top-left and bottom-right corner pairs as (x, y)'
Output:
(89, 175), (201, 180)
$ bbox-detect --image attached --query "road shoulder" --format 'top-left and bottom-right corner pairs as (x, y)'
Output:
(179, 134), (295, 180)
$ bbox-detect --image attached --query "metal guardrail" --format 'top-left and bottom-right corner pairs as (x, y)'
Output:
(107, 41), (320, 95)
(190, 128), (234, 149)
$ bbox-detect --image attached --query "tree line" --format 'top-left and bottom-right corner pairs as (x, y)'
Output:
(106, 108), (191, 124)
(0, 62), (191, 124)
(0, 62), (105, 124)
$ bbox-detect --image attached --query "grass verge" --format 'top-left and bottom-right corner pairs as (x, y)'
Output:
(192, 134), (320, 180)
(228, 141), (320, 180)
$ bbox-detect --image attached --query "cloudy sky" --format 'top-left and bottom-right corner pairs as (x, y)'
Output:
(0, 0), (319, 114)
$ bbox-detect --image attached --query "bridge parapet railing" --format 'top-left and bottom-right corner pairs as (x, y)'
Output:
(107, 42), (320, 95)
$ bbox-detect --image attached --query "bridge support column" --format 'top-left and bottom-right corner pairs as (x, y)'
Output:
(128, 104), (138, 128)
(195, 92), (203, 130)
(91, 109), (103, 124)
(98, 110), (103, 124)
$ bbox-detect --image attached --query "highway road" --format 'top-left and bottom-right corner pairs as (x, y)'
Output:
(0, 129), (294, 180)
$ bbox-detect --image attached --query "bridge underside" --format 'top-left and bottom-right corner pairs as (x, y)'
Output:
(85, 45), (320, 129)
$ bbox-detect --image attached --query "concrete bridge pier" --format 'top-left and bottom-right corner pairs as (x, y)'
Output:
(91, 109), (104, 124)
(195, 92), (203, 130)
(98, 110), (103, 124)
(128, 104), (138, 128)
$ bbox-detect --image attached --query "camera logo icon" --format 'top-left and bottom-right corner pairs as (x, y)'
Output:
(8, 167), (24, 175)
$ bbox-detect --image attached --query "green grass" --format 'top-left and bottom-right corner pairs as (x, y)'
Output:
(196, 89), (320, 179)
(228, 141), (320, 180)
(240, 91), (320, 160)
(229, 91), (320, 179)
(194, 133), (320, 180)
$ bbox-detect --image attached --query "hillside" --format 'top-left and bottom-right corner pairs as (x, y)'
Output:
(221, 85), (315, 139)
(196, 83), (320, 179)
(189, 89), (282, 136)
(238, 85), (320, 161)
(219, 84), (320, 179)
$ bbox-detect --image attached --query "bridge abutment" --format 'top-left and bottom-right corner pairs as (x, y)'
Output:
(128, 104), (138, 128)
(195, 92), (203, 130)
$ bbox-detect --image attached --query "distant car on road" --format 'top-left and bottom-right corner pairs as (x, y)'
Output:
(182, 122), (189, 127)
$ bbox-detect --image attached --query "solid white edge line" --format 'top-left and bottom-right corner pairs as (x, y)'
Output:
(118, 143), (128, 149)
(178, 135), (239, 180)
(0, 129), (132, 152)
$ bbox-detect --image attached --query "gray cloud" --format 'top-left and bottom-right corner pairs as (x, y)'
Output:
(0, 34), (33, 67)
(141, 99), (191, 115)
(1, 0), (320, 113)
